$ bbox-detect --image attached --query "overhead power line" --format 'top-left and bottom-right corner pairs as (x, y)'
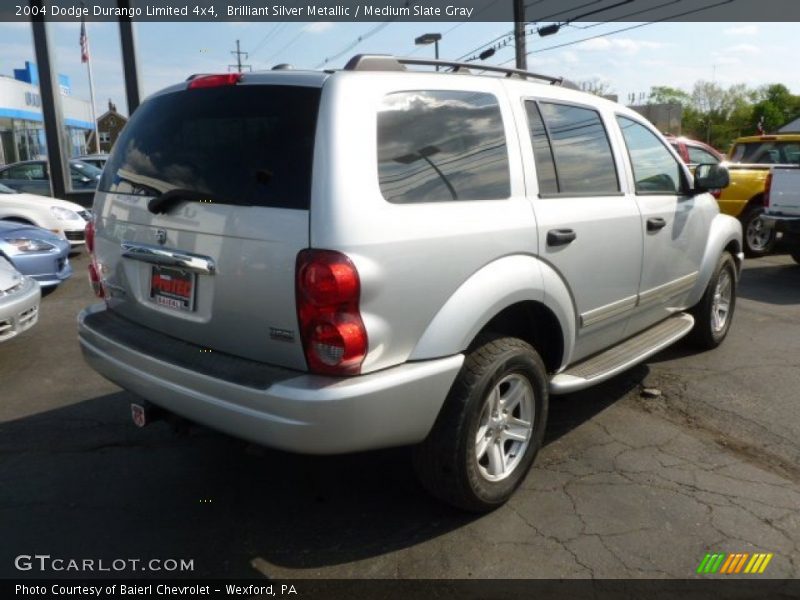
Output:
(314, 0), (419, 69)
(523, 0), (734, 57)
(263, 25), (308, 65)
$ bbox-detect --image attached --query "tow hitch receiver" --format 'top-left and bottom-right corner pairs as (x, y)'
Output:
(131, 402), (158, 428)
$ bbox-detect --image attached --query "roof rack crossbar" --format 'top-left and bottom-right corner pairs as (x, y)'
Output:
(343, 54), (577, 89)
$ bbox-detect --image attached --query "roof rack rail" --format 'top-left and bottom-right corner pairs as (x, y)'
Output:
(343, 54), (579, 89)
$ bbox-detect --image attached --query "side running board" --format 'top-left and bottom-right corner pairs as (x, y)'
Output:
(550, 313), (694, 394)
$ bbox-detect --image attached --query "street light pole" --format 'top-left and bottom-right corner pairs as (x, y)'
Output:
(513, 0), (526, 70)
(415, 33), (442, 71)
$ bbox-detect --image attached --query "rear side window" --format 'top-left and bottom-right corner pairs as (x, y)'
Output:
(99, 85), (321, 210)
(525, 101), (619, 196)
(377, 90), (510, 204)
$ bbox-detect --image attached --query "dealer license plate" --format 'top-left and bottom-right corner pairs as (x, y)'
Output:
(149, 265), (196, 312)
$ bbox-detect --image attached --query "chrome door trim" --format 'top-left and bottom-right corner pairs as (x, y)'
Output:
(121, 242), (216, 275)
(637, 271), (698, 307)
(580, 294), (637, 328)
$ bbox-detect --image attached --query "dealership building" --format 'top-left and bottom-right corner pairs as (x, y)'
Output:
(0, 62), (94, 166)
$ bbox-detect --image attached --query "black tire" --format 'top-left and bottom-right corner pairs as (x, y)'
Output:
(688, 252), (737, 349)
(740, 205), (776, 257)
(413, 335), (548, 512)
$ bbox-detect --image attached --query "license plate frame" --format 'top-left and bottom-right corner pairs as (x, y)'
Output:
(148, 265), (197, 312)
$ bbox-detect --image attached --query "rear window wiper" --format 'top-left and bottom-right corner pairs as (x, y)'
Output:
(147, 188), (218, 215)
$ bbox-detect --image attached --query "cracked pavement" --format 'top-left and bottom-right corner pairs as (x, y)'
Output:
(1, 253), (799, 579)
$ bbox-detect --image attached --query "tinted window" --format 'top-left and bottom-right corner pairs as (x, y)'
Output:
(687, 146), (719, 165)
(6, 163), (45, 180)
(729, 141), (800, 165)
(524, 101), (558, 194)
(617, 117), (685, 194)
(71, 161), (102, 178)
(99, 85), (321, 210)
(377, 91), (510, 203)
(536, 102), (619, 195)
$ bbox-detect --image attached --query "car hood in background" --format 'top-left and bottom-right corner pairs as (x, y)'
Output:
(0, 190), (87, 214)
(0, 221), (71, 247)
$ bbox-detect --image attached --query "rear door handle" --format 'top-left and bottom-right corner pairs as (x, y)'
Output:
(647, 217), (667, 232)
(547, 228), (577, 246)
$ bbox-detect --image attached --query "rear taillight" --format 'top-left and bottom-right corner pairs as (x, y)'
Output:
(296, 249), (367, 376)
(764, 172), (773, 208)
(85, 220), (104, 298)
(85, 220), (95, 253)
(188, 73), (242, 89)
(88, 261), (104, 299)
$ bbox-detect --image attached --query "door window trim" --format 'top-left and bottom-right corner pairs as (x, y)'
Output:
(522, 97), (623, 198)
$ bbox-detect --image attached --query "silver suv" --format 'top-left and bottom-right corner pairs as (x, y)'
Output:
(79, 55), (742, 511)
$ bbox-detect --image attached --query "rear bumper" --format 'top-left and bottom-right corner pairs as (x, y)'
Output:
(78, 304), (463, 454)
(762, 214), (800, 237)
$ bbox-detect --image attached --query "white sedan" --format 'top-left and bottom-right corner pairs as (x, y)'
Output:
(0, 182), (90, 248)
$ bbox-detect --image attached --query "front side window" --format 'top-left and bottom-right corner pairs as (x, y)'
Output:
(527, 102), (619, 195)
(617, 117), (685, 194)
(377, 90), (510, 204)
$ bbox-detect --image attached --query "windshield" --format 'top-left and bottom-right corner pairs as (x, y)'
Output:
(98, 85), (321, 210)
(729, 141), (800, 164)
(70, 160), (103, 178)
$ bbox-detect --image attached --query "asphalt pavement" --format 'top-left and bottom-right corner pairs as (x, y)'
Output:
(1, 252), (798, 579)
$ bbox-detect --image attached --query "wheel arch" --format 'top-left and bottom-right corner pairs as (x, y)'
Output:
(1, 216), (36, 225)
(686, 213), (743, 307)
(408, 254), (575, 372)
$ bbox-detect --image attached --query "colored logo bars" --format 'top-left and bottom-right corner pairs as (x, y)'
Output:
(697, 552), (773, 575)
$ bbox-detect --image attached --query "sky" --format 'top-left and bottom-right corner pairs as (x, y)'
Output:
(1, 20), (798, 117)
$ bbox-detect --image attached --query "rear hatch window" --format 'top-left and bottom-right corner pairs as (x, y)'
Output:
(99, 85), (320, 209)
(94, 83), (321, 370)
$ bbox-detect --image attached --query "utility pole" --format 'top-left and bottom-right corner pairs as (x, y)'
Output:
(229, 40), (251, 73)
(513, 0), (527, 70)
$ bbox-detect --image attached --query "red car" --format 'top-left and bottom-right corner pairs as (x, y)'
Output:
(664, 135), (724, 166)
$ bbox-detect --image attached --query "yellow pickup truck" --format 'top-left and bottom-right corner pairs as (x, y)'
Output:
(721, 134), (800, 256)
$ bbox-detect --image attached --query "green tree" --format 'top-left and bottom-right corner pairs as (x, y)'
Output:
(750, 84), (800, 133)
(648, 86), (691, 106)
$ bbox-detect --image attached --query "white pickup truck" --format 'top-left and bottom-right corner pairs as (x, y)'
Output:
(763, 166), (800, 264)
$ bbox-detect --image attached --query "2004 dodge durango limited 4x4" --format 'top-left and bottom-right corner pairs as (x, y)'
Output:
(79, 55), (742, 512)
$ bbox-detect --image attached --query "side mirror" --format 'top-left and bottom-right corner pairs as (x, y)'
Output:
(694, 163), (729, 193)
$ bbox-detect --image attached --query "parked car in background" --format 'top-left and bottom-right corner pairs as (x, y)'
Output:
(0, 221), (72, 288)
(0, 182), (90, 247)
(0, 255), (40, 342)
(79, 56), (741, 512)
(0, 159), (102, 197)
(665, 135), (724, 167)
(717, 134), (800, 257)
(75, 154), (109, 171)
(762, 166), (800, 264)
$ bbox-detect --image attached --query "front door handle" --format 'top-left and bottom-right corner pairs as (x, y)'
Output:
(647, 217), (667, 232)
(547, 228), (577, 246)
